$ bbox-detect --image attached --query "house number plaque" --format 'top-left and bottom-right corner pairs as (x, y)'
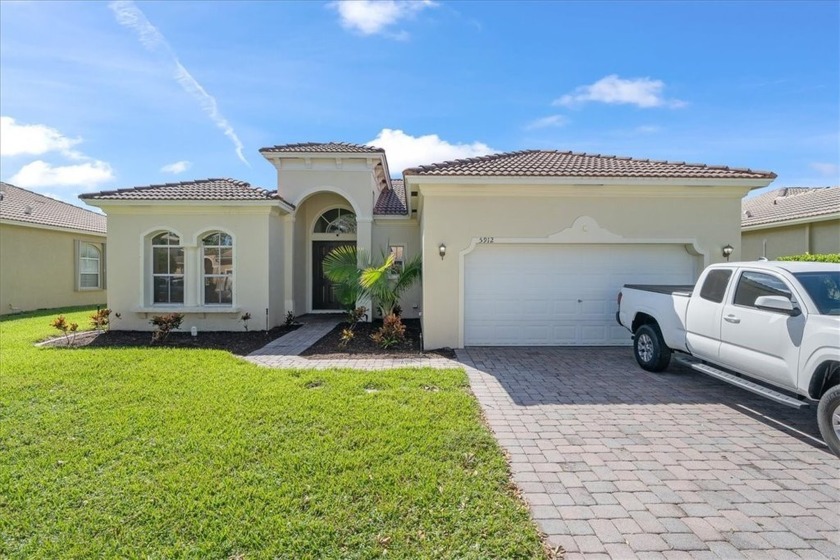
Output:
(478, 237), (495, 244)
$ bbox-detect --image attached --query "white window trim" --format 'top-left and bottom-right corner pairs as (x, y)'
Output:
(75, 240), (105, 291)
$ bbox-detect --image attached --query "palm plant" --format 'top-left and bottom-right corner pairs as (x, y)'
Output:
(321, 245), (365, 310)
(322, 246), (422, 317)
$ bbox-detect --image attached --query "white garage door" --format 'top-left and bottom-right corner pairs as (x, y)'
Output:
(464, 243), (697, 346)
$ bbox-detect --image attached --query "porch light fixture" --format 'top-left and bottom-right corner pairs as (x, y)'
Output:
(438, 243), (447, 260)
(722, 244), (734, 261)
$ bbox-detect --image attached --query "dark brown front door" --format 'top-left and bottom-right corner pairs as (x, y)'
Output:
(313, 241), (352, 310)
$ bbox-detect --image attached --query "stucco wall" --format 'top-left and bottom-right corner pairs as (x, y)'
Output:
(417, 184), (750, 349)
(99, 205), (277, 331)
(0, 223), (106, 314)
(276, 166), (376, 219)
(741, 218), (839, 260)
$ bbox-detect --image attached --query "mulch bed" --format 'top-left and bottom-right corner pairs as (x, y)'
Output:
(300, 318), (456, 360)
(38, 325), (300, 356)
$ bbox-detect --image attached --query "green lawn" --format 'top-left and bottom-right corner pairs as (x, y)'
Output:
(0, 307), (544, 559)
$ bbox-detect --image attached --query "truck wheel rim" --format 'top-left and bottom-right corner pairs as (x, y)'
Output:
(638, 333), (654, 363)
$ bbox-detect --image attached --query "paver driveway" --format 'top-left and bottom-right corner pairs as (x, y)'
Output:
(457, 347), (840, 559)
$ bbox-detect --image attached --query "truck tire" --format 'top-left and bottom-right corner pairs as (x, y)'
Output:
(634, 324), (671, 372)
(817, 384), (840, 457)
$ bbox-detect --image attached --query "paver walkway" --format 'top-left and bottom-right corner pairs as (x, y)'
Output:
(458, 347), (840, 560)
(245, 315), (455, 370)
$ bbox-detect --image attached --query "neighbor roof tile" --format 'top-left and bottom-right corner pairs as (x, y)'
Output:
(403, 150), (776, 179)
(80, 178), (290, 203)
(373, 179), (408, 216)
(742, 186), (839, 227)
(259, 142), (384, 154)
(1, 182), (107, 234)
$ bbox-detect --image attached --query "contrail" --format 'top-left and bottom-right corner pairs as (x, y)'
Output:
(109, 1), (249, 166)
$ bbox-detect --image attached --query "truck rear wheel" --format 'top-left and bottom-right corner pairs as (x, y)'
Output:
(817, 384), (840, 457)
(634, 324), (671, 372)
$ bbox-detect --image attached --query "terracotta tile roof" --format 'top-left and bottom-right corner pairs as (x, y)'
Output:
(259, 142), (384, 154)
(742, 186), (840, 227)
(404, 150), (776, 179)
(0, 182), (106, 234)
(80, 178), (290, 204)
(373, 178), (408, 216)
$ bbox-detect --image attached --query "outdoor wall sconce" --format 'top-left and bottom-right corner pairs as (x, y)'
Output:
(438, 243), (447, 260)
(722, 244), (734, 261)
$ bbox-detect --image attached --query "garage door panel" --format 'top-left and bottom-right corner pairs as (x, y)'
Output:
(464, 243), (696, 346)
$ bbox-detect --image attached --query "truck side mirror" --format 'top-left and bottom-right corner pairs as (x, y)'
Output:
(754, 295), (801, 317)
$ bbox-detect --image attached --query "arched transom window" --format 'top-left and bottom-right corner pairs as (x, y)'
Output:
(152, 232), (184, 304)
(203, 231), (233, 305)
(314, 208), (356, 234)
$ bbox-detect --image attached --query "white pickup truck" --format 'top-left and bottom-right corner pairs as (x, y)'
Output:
(617, 261), (840, 456)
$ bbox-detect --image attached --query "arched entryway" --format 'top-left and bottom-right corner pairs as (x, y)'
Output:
(311, 207), (357, 310)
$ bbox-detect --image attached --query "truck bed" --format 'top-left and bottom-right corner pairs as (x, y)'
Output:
(623, 284), (695, 297)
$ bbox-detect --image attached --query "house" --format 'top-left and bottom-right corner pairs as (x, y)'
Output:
(1, 182), (107, 314)
(80, 144), (775, 348)
(741, 186), (840, 260)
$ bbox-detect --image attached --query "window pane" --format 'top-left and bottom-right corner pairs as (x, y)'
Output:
(153, 248), (169, 274)
(153, 276), (170, 303)
(152, 232), (179, 246)
(734, 271), (792, 307)
(81, 243), (99, 258)
(170, 276), (184, 303)
(220, 250), (233, 270)
(81, 259), (99, 273)
(171, 248), (184, 274)
(700, 269), (732, 303)
(219, 233), (232, 246)
(204, 275), (232, 304)
(80, 273), (99, 288)
(203, 232), (220, 246)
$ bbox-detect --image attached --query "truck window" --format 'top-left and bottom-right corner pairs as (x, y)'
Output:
(699, 269), (732, 303)
(733, 271), (792, 308)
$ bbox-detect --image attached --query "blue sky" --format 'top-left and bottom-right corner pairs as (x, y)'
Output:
(1, 0), (838, 207)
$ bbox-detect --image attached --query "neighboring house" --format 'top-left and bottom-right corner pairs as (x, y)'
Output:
(0, 182), (107, 314)
(741, 186), (840, 260)
(81, 144), (775, 348)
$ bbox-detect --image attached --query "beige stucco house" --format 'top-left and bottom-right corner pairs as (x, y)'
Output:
(741, 186), (839, 260)
(1, 182), (107, 314)
(81, 143), (776, 348)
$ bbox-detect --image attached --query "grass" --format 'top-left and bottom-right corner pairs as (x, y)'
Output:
(0, 307), (544, 559)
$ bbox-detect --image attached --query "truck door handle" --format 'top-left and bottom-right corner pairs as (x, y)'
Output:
(724, 315), (741, 324)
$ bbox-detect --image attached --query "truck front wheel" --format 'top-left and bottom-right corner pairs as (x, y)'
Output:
(634, 324), (671, 372)
(817, 384), (840, 457)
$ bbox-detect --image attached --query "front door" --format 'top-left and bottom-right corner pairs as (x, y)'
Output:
(313, 241), (352, 310)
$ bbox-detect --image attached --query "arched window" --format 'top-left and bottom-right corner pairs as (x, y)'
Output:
(313, 208), (356, 234)
(79, 243), (101, 289)
(152, 232), (184, 304)
(202, 231), (233, 305)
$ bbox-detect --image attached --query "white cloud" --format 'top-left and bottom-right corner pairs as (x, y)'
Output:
(109, 1), (249, 165)
(809, 162), (839, 177)
(0, 116), (81, 157)
(330, 0), (436, 37)
(525, 114), (569, 130)
(555, 75), (685, 109)
(367, 128), (495, 174)
(160, 160), (191, 174)
(9, 160), (114, 189)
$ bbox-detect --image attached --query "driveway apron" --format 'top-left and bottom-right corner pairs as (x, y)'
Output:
(458, 347), (840, 559)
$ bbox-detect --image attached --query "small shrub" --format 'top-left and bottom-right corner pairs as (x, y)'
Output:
(150, 313), (184, 343)
(90, 308), (112, 332)
(777, 253), (840, 263)
(338, 328), (355, 349)
(240, 312), (252, 332)
(285, 311), (296, 327)
(346, 306), (367, 324)
(50, 315), (79, 346)
(370, 313), (406, 349)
